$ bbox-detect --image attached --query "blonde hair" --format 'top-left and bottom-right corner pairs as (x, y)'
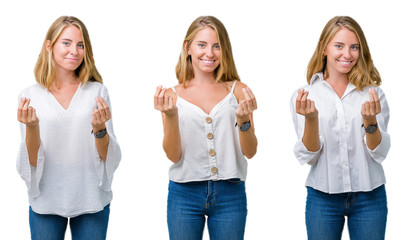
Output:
(175, 16), (240, 86)
(307, 16), (381, 90)
(34, 16), (102, 89)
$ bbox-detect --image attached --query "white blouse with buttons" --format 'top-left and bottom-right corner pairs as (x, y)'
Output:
(17, 81), (121, 217)
(169, 81), (247, 182)
(290, 72), (390, 194)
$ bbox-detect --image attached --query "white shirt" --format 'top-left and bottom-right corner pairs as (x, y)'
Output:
(169, 81), (247, 182)
(290, 72), (390, 194)
(17, 81), (121, 217)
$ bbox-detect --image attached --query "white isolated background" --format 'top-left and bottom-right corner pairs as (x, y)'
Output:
(0, 0), (406, 239)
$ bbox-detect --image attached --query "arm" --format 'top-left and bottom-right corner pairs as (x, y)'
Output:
(91, 97), (111, 161)
(17, 98), (40, 167)
(290, 89), (323, 165)
(92, 89), (121, 191)
(361, 88), (382, 150)
(234, 83), (257, 159)
(154, 86), (182, 163)
(296, 89), (320, 151)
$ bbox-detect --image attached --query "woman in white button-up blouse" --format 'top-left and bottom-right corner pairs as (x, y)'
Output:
(17, 16), (121, 240)
(154, 16), (257, 240)
(291, 16), (390, 240)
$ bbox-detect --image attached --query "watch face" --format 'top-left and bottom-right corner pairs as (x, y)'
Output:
(365, 125), (378, 134)
(95, 129), (107, 138)
(240, 121), (251, 132)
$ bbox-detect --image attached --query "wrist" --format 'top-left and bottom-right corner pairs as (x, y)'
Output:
(92, 124), (106, 133)
(363, 118), (377, 126)
(236, 116), (250, 126)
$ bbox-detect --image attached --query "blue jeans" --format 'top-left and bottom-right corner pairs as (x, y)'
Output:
(167, 179), (247, 240)
(29, 204), (110, 240)
(306, 185), (387, 240)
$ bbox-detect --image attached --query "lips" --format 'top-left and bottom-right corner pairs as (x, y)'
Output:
(200, 59), (217, 65)
(337, 60), (353, 65)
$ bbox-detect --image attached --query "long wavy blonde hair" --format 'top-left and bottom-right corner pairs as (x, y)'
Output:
(34, 16), (102, 89)
(176, 16), (240, 86)
(307, 16), (381, 90)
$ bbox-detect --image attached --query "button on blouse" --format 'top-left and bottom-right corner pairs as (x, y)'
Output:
(169, 81), (247, 182)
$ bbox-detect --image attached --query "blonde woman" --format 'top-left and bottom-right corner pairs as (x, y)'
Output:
(291, 16), (390, 240)
(154, 16), (257, 240)
(17, 16), (121, 240)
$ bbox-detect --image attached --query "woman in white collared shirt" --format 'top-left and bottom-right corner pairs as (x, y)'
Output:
(291, 16), (390, 240)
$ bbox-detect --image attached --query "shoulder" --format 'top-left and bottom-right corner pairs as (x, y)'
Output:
(18, 83), (46, 98)
(230, 80), (247, 100)
(82, 81), (109, 95)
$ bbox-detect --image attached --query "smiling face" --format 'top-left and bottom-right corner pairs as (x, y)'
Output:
(324, 27), (360, 77)
(48, 25), (85, 73)
(187, 27), (221, 77)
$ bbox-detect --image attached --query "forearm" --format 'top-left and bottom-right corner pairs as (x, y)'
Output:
(239, 128), (257, 159)
(364, 118), (382, 150)
(95, 134), (109, 161)
(302, 117), (320, 152)
(163, 113), (182, 163)
(26, 125), (40, 167)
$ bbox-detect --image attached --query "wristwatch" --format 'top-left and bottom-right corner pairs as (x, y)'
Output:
(92, 128), (107, 139)
(238, 121), (251, 132)
(362, 123), (378, 134)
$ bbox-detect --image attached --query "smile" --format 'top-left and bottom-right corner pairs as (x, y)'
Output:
(200, 59), (216, 65)
(337, 60), (353, 65)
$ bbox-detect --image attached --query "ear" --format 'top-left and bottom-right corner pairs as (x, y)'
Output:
(45, 40), (51, 52)
(184, 41), (190, 55)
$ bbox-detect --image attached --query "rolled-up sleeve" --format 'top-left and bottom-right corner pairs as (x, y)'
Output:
(92, 88), (121, 191)
(290, 90), (324, 165)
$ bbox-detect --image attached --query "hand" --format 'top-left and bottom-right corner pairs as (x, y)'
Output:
(235, 87), (257, 122)
(296, 89), (318, 119)
(361, 88), (381, 124)
(17, 97), (39, 127)
(91, 97), (111, 132)
(154, 85), (177, 116)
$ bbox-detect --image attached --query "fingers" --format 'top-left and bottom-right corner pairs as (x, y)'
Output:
(361, 88), (381, 120)
(243, 87), (257, 110)
(295, 89), (318, 118)
(92, 97), (111, 129)
(154, 85), (177, 116)
(95, 97), (111, 120)
(370, 88), (381, 113)
(17, 98), (39, 126)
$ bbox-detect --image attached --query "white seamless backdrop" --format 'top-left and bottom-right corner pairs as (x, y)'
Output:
(1, 0), (405, 239)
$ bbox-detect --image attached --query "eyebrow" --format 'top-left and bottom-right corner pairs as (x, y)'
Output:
(61, 38), (83, 43)
(333, 41), (359, 45)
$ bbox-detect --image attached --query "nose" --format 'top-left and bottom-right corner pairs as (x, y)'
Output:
(206, 47), (214, 58)
(343, 47), (351, 59)
(70, 45), (79, 56)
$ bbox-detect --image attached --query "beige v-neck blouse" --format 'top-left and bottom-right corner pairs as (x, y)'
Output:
(17, 81), (121, 217)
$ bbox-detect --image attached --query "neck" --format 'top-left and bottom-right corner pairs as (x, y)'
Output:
(52, 68), (79, 90)
(190, 71), (217, 85)
(324, 70), (349, 86)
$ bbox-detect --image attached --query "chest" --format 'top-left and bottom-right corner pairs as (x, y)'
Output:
(49, 85), (79, 110)
(176, 85), (231, 115)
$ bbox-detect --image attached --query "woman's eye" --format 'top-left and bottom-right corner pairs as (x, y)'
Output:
(199, 44), (204, 47)
(78, 43), (84, 48)
(351, 46), (359, 50)
(63, 42), (69, 46)
(214, 45), (220, 49)
(335, 44), (342, 49)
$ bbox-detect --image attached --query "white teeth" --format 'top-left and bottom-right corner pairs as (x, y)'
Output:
(338, 60), (351, 65)
(201, 60), (215, 63)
